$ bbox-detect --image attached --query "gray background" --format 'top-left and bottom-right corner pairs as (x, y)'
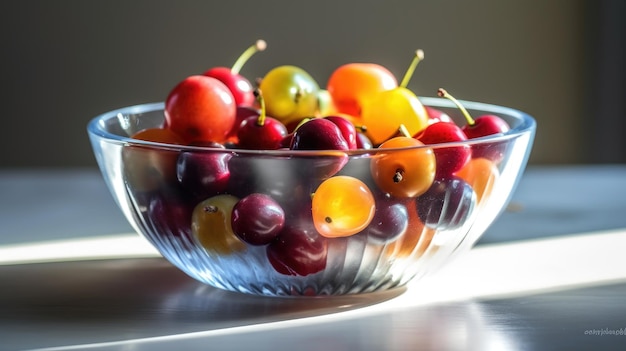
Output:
(1, 0), (624, 168)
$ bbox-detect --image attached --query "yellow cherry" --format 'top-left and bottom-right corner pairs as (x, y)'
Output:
(192, 194), (246, 255)
(361, 50), (429, 145)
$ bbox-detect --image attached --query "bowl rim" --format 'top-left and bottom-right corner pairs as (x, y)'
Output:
(87, 97), (536, 156)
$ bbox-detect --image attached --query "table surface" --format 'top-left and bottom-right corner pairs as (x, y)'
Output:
(1, 165), (626, 351)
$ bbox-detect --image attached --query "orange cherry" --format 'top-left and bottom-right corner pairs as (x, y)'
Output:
(122, 128), (185, 192)
(312, 176), (375, 238)
(370, 136), (436, 198)
(455, 157), (500, 204)
(326, 63), (397, 117)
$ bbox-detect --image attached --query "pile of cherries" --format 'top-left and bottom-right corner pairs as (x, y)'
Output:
(124, 40), (510, 277)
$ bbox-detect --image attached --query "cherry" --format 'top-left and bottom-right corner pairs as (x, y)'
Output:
(164, 75), (236, 144)
(455, 157), (499, 205)
(231, 193), (285, 246)
(355, 131), (373, 149)
(361, 50), (429, 145)
(203, 39), (266, 107)
(147, 193), (194, 240)
(266, 223), (328, 276)
(437, 88), (510, 162)
(226, 105), (260, 143)
(323, 115), (358, 150)
(290, 118), (349, 151)
(236, 89), (287, 150)
(192, 194), (246, 255)
(370, 135), (436, 198)
(366, 196), (409, 244)
(122, 128), (185, 192)
(311, 175), (375, 238)
(290, 118), (350, 179)
(415, 121), (471, 178)
(327, 62), (397, 117)
(383, 198), (433, 258)
(416, 176), (476, 230)
(176, 147), (231, 201)
(258, 65), (320, 125)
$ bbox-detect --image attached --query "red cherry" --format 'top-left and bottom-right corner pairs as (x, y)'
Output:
(203, 40), (266, 107)
(462, 114), (510, 139)
(165, 75), (236, 144)
(236, 89), (287, 150)
(415, 122), (471, 178)
(437, 89), (510, 138)
(437, 88), (510, 162)
(226, 106), (261, 143)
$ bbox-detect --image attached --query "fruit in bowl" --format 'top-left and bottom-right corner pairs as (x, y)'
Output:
(87, 42), (536, 296)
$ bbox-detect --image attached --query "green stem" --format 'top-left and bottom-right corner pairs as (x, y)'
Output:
(231, 40), (267, 74)
(437, 88), (475, 125)
(399, 49), (424, 88)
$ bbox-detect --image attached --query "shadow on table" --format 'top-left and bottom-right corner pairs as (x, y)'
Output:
(0, 257), (405, 349)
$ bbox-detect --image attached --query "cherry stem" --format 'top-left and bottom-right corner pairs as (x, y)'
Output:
(437, 88), (475, 126)
(231, 39), (267, 74)
(254, 89), (267, 126)
(399, 49), (424, 89)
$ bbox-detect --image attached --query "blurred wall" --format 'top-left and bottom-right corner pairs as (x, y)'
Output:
(0, 0), (590, 168)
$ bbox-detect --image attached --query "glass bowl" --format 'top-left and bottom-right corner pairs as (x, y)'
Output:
(87, 97), (535, 296)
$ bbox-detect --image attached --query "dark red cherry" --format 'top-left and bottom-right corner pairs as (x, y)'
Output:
(147, 193), (194, 240)
(290, 118), (350, 179)
(366, 197), (409, 244)
(416, 176), (476, 230)
(323, 115), (358, 149)
(232, 193), (285, 246)
(176, 149), (232, 201)
(290, 118), (350, 151)
(266, 223), (328, 276)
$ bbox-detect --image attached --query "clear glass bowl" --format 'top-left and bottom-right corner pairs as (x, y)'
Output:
(87, 97), (535, 296)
